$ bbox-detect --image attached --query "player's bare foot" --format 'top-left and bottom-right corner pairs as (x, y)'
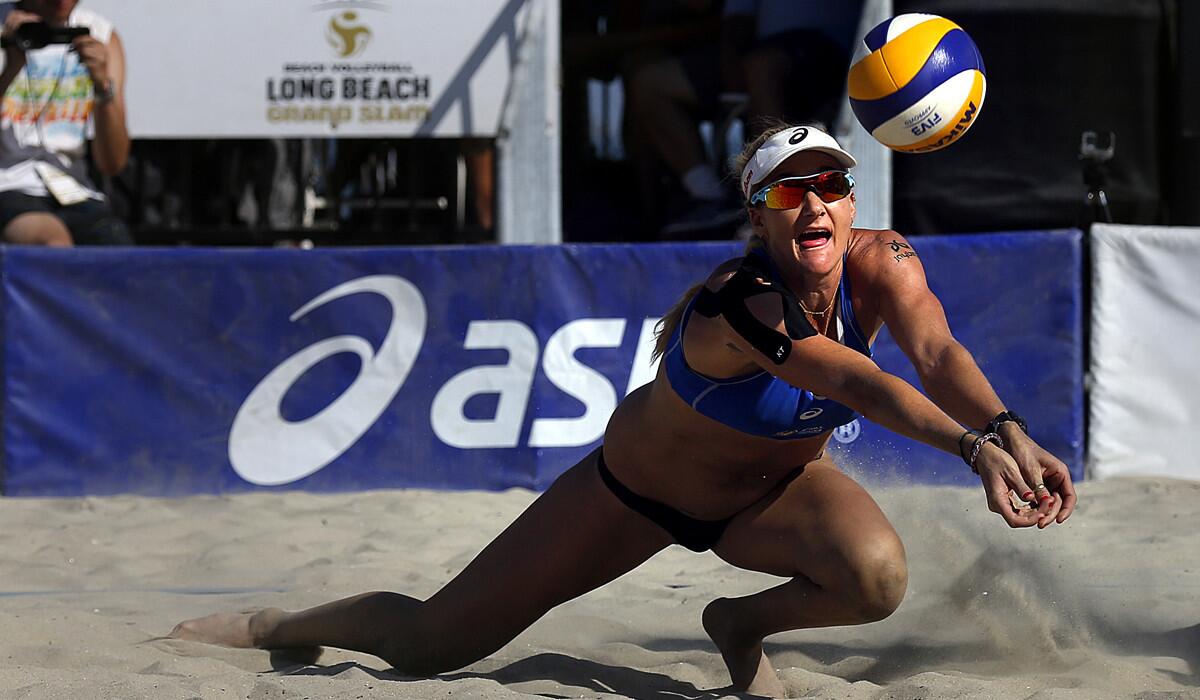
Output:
(703, 597), (786, 698)
(170, 608), (284, 648)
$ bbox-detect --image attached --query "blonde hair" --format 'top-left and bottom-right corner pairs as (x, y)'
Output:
(729, 118), (792, 197)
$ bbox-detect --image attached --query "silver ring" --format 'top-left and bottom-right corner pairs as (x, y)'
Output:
(1033, 483), (1048, 491)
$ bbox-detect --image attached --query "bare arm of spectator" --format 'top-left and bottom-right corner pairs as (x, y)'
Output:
(76, 28), (129, 176)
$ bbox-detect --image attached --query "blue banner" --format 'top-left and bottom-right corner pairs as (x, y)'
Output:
(0, 232), (1083, 496)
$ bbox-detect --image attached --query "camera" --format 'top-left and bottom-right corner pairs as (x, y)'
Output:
(0, 22), (89, 51)
(1079, 130), (1116, 226)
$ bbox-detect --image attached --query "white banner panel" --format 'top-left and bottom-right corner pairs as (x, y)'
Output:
(86, 0), (528, 138)
(1089, 224), (1200, 480)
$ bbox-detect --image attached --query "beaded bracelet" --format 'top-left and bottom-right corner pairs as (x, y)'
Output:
(967, 432), (1004, 474)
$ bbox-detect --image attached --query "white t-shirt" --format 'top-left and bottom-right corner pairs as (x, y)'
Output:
(0, 4), (114, 199)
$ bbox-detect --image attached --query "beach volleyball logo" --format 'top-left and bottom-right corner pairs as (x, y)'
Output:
(326, 10), (372, 57)
(848, 14), (986, 153)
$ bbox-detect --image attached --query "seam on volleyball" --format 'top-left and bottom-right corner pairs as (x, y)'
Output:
(881, 53), (900, 97)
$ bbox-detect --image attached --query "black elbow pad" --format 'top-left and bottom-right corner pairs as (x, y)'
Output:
(694, 256), (815, 364)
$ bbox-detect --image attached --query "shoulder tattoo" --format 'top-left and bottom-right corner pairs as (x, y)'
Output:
(888, 239), (917, 263)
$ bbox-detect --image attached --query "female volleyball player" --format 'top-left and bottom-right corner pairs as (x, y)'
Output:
(172, 123), (1077, 697)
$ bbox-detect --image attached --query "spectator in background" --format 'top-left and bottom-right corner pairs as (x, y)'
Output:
(0, 0), (131, 246)
(723, 0), (863, 135)
(624, 0), (864, 240)
(619, 0), (742, 239)
(463, 137), (494, 241)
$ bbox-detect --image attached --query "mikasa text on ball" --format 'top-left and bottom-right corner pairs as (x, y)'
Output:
(848, 13), (986, 153)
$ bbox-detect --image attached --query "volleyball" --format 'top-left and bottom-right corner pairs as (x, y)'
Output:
(847, 13), (986, 153)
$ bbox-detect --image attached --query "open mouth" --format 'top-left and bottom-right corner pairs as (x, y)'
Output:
(795, 229), (832, 250)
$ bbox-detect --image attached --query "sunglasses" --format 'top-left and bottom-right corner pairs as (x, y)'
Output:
(748, 171), (855, 209)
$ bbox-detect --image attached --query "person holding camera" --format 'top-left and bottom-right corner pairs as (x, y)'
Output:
(0, 0), (131, 246)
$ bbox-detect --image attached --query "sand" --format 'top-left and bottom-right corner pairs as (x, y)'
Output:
(0, 475), (1197, 699)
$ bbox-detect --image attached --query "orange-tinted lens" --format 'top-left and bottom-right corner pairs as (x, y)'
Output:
(757, 171), (853, 209)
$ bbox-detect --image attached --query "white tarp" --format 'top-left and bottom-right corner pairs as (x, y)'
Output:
(86, 0), (528, 138)
(834, 0), (892, 231)
(496, 0), (558, 244)
(1089, 224), (1200, 479)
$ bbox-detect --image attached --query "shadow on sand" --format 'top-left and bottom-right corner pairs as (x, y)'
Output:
(285, 652), (765, 698)
(644, 623), (1200, 688)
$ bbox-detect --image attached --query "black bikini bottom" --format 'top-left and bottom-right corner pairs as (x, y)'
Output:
(597, 450), (732, 552)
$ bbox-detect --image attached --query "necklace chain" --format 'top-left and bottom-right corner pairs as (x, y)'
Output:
(798, 292), (837, 318)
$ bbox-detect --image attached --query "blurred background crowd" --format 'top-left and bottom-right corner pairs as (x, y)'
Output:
(2, 0), (1191, 248)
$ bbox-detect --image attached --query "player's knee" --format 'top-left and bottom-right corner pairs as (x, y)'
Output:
(381, 630), (492, 677)
(378, 597), (504, 676)
(845, 538), (908, 622)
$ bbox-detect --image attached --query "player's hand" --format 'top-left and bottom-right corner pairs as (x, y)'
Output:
(973, 441), (1044, 528)
(1000, 428), (1077, 527)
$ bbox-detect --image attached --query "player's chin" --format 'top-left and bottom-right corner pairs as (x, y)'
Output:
(791, 242), (840, 270)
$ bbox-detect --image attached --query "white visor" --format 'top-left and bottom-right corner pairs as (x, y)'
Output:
(740, 125), (857, 200)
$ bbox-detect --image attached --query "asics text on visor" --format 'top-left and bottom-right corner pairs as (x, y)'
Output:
(740, 126), (858, 202)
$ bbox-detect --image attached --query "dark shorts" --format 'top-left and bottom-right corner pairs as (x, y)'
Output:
(597, 449), (732, 552)
(0, 190), (133, 246)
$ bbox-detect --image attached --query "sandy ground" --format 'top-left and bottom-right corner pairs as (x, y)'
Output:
(0, 475), (1197, 700)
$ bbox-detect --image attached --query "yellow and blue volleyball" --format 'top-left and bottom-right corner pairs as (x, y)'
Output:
(847, 13), (986, 153)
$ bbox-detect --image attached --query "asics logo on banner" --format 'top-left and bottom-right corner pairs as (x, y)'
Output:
(228, 275), (664, 486)
(229, 276), (425, 486)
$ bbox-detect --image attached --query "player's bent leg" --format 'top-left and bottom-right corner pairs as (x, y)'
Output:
(712, 456), (908, 624)
(703, 457), (907, 694)
(173, 449), (674, 676)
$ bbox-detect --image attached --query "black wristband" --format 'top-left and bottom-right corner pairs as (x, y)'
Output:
(957, 429), (976, 465)
(986, 410), (1027, 436)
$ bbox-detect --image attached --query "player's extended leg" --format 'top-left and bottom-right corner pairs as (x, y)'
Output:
(171, 449), (674, 675)
(703, 456), (908, 695)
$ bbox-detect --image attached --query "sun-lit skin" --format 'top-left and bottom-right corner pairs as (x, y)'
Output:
(746, 151), (856, 322)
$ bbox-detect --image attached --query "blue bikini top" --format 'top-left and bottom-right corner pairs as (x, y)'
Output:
(662, 251), (873, 440)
